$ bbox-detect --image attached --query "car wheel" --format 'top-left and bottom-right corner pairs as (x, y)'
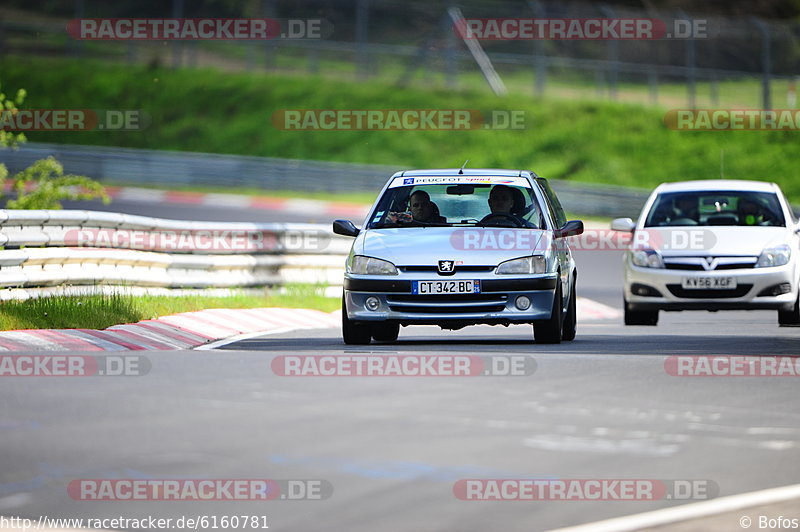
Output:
(342, 296), (372, 345)
(372, 323), (400, 342)
(778, 293), (800, 326)
(561, 279), (577, 341)
(624, 299), (658, 326)
(534, 283), (563, 344)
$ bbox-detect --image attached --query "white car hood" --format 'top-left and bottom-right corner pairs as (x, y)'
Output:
(638, 226), (791, 256)
(357, 227), (547, 266)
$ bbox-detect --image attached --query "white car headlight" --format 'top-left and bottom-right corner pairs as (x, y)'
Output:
(756, 244), (791, 268)
(631, 249), (664, 268)
(347, 255), (398, 275)
(496, 255), (547, 275)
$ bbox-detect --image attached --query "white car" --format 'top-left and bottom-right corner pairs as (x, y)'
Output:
(611, 180), (800, 326)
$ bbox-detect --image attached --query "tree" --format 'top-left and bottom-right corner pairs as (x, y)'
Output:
(0, 81), (109, 209)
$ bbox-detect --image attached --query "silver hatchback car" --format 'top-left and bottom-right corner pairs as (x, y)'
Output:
(333, 169), (584, 344)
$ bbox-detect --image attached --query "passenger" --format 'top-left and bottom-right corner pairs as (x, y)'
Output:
(388, 190), (446, 224)
(739, 198), (765, 225)
(408, 190), (446, 223)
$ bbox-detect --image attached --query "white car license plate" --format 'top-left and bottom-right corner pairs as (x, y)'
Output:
(412, 280), (481, 295)
(681, 277), (737, 290)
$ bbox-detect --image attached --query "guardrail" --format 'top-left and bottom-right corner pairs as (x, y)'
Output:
(0, 143), (652, 218)
(0, 209), (352, 300)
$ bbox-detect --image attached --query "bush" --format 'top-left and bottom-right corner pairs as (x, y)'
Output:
(0, 81), (109, 209)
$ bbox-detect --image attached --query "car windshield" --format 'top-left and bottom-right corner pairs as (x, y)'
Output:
(368, 179), (545, 229)
(644, 190), (785, 227)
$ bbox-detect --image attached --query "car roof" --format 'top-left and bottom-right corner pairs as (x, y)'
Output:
(392, 168), (533, 178)
(654, 180), (779, 194)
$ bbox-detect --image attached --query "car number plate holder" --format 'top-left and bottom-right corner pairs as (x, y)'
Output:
(411, 280), (481, 295)
(681, 277), (737, 290)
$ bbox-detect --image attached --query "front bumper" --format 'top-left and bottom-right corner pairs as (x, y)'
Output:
(624, 262), (797, 312)
(344, 274), (558, 326)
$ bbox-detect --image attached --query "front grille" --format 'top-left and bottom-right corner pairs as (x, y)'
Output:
(665, 263), (705, 271)
(666, 284), (753, 299)
(389, 294), (507, 303)
(387, 294), (507, 314)
(663, 257), (757, 271)
(715, 262), (757, 270)
(399, 266), (496, 273)
(388, 304), (507, 314)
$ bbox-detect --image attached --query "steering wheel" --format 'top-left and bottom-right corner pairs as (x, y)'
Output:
(478, 213), (525, 227)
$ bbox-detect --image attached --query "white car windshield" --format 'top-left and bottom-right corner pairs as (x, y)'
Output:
(368, 182), (545, 229)
(644, 190), (786, 227)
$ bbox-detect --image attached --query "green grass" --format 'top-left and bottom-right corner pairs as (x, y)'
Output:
(2, 55), (799, 202)
(0, 287), (339, 331)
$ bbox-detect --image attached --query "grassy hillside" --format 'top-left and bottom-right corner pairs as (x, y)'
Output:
(1, 56), (799, 200)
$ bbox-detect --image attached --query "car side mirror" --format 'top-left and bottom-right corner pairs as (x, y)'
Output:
(554, 220), (584, 239)
(611, 217), (636, 232)
(333, 219), (360, 237)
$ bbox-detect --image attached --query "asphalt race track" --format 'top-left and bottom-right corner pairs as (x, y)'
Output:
(1, 198), (797, 531)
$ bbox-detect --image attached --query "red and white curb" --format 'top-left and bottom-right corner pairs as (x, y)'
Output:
(577, 297), (622, 321)
(0, 308), (340, 352)
(0, 298), (620, 352)
(103, 186), (371, 219)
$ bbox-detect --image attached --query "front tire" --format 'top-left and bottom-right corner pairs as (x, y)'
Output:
(778, 293), (800, 326)
(534, 283), (563, 344)
(372, 323), (400, 342)
(561, 280), (577, 341)
(624, 299), (658, 326)
(342, 296), (372, 344)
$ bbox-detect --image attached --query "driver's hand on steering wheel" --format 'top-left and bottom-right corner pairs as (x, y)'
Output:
(478, 212), (525, 227)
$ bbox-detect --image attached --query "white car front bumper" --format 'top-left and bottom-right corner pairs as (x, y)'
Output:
(623, 260), (797, 312)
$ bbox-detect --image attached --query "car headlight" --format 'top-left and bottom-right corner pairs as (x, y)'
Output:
(347, 255), (398, 275)
(631, 249), (664, 268)
(496, 255), (547, 275)
(756, 244), (791, 268)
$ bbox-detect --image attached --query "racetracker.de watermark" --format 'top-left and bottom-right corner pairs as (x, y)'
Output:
(65, 228), (331, 252)
(271, 355), (536, 377)
(665, 109), (800, 131)
(0, 109), (147, 132)
(665, 356), (800, 377)
(454, 18), (708, 40)
(453, 479), (718, 500)
(272, 109), (527, 130)
(0, 355), (149, 377)
(448, 228), (716, 252)
(67, 18), (332, 40)
(68, 479), (332, 500)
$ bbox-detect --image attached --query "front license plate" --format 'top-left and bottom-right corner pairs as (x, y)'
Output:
(681, 277), (737, 290)
(412, 280), (481, 295)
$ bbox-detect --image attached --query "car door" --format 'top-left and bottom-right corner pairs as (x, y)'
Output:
(536, 178), (573, 305)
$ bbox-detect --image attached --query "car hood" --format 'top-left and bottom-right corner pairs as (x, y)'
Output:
(357, 227), (547, 266)
(639, 226), (791, 256)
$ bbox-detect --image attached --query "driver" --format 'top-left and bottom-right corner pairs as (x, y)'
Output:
(673, 196), (698, 221)
(739, 198), (765, 225)
(480, 185), (531, 227)
(488, 185), (515, 214)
